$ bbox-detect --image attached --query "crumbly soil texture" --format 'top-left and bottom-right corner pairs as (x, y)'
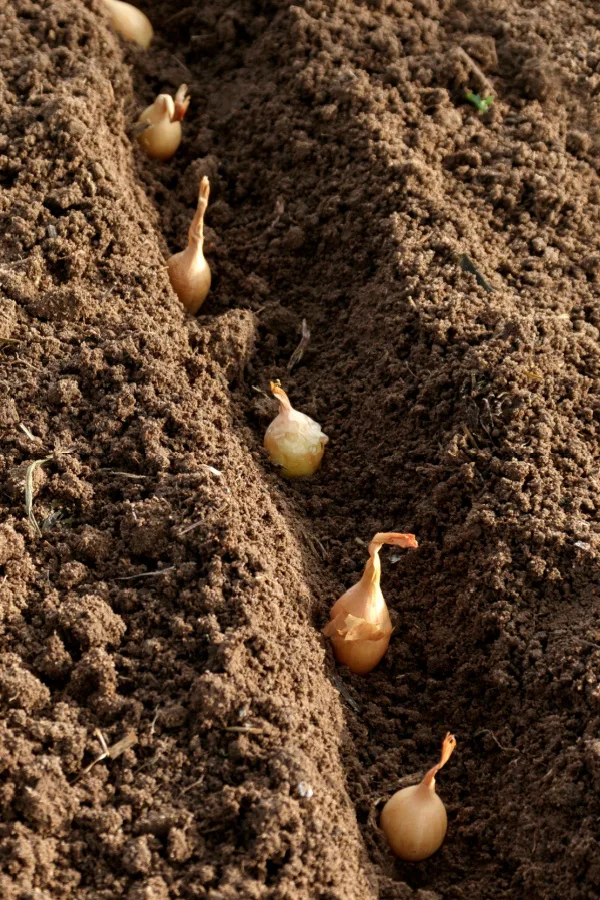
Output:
(2, 0), (600, 897)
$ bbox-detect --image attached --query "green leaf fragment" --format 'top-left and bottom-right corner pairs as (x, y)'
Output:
(465, 92), (494, 113)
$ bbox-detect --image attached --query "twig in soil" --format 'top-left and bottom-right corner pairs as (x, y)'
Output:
(475, 729), (520, 753)
(461, 423), (480, 450)
(115, 566), (176, 581)
(478, 398), (497, 445)
(135, 749), (163, 775)
(104, 730), (138, 759)
(460, 254), (494, 293)
(18, 423), (37, 440)
(198, 822), (229, 835)
(149, 706), (160, 739)
(415, 464), (454, 475)
(481, 397), (495, 427)
(165, 6), (196, 24)
(177, 501), (229, 537)
(367, 802), (380, 833)
(200, 464), (223, 478)
(7, 357), (43, 372)
(287, 319), (311, 373)
(303, 528), (328, 560)
(178, 775), (205, 799)
(269, 197), (285, 230)
(455, 46), (493, 97)
(178, 520), (204, 536)
(330, 674), (361, 713)
(0, 337), (21, 345)
(523, 369), (543, 383)
(101, 469), (149, 479)
(76, 729), (138, 780)
(531, 830), (539, 858)
(223, 724), (263, 734)
(0, 257), (28, 269)
(25, 455), (55, 537)
(200, 464), (230, 494)
(170, 53), (192, 76)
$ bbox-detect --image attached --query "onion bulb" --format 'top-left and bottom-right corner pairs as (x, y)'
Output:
(264, 381), (328, 477)
(167, 176), (212, 314)
(136, 85), (190, 162)
(381, 733), (457, 861)
(323, 532), (418, 674)
(103, 0), (153, 48)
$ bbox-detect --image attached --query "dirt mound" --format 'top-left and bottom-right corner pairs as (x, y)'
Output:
(2, 0), (600, 897)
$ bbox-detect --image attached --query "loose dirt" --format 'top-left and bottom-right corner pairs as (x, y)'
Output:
(2, 0), (600, 897)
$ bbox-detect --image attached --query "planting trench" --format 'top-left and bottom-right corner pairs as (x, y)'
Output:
(2, 0), (600, 897)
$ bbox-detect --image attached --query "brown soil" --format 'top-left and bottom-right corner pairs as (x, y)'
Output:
(2, 0), (600, 897)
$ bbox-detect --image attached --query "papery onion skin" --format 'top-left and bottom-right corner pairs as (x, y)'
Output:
(168, 176), (212, 314)
(103, 0), (153, 48)
(264, 383), (328, 477)
(263, 421), (326, 477)
(329, 628), (391, 675)
(381, 733), (456, 861)
(323, 532), (417, 674)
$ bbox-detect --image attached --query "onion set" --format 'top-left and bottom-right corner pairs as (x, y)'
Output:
(264, 382), (328, 477)
(103, 0), (153, 48)
(136, 85), (190, 161)
(167, 176), (212, 314)
(380, 733), (457, 861)
(323, 532), (417, 674)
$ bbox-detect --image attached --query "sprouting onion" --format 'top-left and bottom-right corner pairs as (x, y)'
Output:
(167, 176), (212, 314)
(264, 381), (328, 477)
(136, 85), (190, 161)
(323, 532), (417, 674)
(380, 733), (457, 861)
